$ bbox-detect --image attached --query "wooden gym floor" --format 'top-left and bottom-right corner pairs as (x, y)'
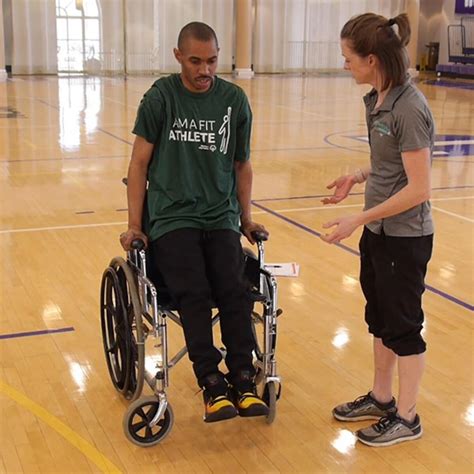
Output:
(0, 73), (472, 473)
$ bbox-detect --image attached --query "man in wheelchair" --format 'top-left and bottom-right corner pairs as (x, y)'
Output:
(120, 21), (269, 423)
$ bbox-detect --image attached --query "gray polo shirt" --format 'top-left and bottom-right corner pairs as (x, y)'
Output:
(363, 81), (435, 237)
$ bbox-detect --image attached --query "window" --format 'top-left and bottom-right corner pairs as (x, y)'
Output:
(56, 0), (101, 73)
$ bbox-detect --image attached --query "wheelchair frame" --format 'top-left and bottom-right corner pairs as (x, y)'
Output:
(100, 237), (281, 447)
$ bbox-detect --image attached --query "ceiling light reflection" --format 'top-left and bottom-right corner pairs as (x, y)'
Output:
(66, 359), (90, 393)
(289, 281), (306, 297)
(331, 429), (356, 454)
(463, 401), (474, 426)
(332, 327), (350, 349)
(439, 263), (456, 281)
(42, 302), (63, 326)
(342, 274), (358, 293)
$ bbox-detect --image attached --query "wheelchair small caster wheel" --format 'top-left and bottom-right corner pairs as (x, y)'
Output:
(263, 382), (277, 424)
(123, 396), (174, 447)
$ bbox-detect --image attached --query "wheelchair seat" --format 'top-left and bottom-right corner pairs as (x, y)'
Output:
(141, 238), (265, 310)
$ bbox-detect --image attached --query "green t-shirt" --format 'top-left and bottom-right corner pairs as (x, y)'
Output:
(132, 74), (252, 241)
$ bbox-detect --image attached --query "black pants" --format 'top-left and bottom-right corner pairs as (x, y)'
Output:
(151, 228), (255, 387)
(359, 227), (433, 356)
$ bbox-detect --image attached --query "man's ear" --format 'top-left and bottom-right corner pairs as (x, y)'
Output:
(173, 48), (182, 64)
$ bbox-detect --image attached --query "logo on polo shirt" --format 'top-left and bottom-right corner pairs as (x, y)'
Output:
(373, 120), (392, 137)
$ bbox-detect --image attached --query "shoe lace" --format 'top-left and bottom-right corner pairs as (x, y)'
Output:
(348, 393), (373, 409)
(238, 391), (257, 401)
(372, 413), (399, 433)
(207, 394), (228, 407)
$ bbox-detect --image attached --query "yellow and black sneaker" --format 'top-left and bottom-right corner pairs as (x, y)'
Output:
(229, 369), (269, 418)
(202, 373), (238, 423)
(234, 389), (269, 417)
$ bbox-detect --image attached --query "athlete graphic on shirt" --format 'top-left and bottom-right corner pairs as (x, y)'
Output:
(219, 107), (232, 154)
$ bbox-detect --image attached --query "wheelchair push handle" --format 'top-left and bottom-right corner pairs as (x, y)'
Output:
(251, 230), (268, 242)
(131, 239), (146, 251)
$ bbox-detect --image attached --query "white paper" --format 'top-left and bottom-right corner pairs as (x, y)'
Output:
(264, 262), (300, 277)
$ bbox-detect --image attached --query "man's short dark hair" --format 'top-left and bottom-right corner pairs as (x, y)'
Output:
(177, 22), (219, 50)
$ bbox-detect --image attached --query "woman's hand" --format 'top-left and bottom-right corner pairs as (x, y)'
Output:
(321, 174), (356, 205)
(321, 214), (361, 244)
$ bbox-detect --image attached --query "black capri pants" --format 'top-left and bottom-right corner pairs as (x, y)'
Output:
(359, 227), (433, 356)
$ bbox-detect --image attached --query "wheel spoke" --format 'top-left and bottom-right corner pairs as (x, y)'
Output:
(105, 342), (118, 354)
(131, 420), (147, 433)
(145, 405), (158, 423)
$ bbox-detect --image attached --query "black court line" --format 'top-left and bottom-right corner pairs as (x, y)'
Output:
(36, 98), (59, 110)
(0, 326), (75, 340)
(97, 127), (134, 146)
(252, 201), (474, 313)
(35, 98), (134, 146)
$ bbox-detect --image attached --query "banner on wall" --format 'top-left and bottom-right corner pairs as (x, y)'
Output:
(455, 0), (474, 14)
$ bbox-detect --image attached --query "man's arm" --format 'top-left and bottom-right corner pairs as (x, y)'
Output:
(234, 160), (268, 244)
(120, 135), (154, 250)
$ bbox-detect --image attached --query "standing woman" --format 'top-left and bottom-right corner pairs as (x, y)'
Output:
(321, 13), (434, 447)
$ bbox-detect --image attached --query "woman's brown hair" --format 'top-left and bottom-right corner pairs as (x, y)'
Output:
(341, 13), (411, 91)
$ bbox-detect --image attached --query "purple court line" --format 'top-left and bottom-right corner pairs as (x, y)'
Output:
(252, 201), (474, 312)
(323, 131), (474, 162)
(254, 185), (474, 202)
(323, 131), (370, 154)
(0, 326), (75, 340)
(252, 145), (334, 152)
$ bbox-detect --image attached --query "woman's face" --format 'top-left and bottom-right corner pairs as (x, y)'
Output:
(341, 39), (377, 86)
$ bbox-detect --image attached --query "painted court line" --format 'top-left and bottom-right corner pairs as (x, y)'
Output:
(432, 206), (474, 223)
(0, 327), (75, 340)
(0, 380), (122, 473)
(252, 201), (474, 312)
(254, 196), (474, 217)
(254, 185), (474, 202)
(0, 221), (127, 235)
(1, 195), (472, 235)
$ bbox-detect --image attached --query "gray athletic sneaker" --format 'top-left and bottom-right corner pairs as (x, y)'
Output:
(356, 413), (422, 447)
(332, 392), (396, 421)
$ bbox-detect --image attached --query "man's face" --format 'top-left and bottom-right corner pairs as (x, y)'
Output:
(174, 38), (219, 93)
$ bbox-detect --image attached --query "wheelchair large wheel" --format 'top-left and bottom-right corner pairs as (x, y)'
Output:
(123, 396), (174, 447)
(100, 267), (132, 393)
(105, 256), (145, 401)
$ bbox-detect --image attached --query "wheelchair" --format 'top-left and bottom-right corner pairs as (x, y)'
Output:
(100, 227), (282, 447)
